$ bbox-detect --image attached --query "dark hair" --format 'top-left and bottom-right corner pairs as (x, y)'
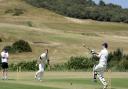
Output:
(3, 48), (8, 52)
(102, 43), (108, 48)
(45, 49), (48, 53)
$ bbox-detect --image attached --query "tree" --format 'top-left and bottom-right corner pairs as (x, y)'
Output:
(99, 0), (106, 6)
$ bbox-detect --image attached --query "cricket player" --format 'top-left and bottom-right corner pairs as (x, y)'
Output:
(35, 49), (49, 81)
(91, 43), (108, 89)
(1, 48), (9, 80)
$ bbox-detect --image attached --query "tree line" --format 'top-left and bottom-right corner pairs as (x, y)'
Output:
(26, 0), (128, 23)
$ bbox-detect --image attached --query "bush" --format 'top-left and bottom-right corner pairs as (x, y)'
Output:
(9, 60), (38, 71)
(27, 21), (33, 27)
(108, 48), (123, 63)
(107, 48), (128, 71)
(3, 45), (15, 53)
(67, 56), (95, 70)
(13, 8), (24, 16)
(0, 38), (2, 42)
(12, 40), (32, 53)
(5, 8), (25, 16)
(5, 9), (13, 14)
(3, 40), (32, 53)
(117, 59), (128, 71)
(9, 60), (52, 71)
(50, 63), (68, 71)
(66, 48), (128, 71)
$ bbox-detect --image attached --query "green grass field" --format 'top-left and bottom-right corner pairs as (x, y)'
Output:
(0, 72), (128, 89)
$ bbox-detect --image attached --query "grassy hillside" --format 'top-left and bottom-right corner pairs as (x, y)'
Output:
(0, 0), (128, 64)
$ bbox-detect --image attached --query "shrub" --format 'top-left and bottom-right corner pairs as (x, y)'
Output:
(9, 60), (38, 71)
(12, 40), (32, 53)
(50, 63), (68, 71)
(108, 48), (123, 62)
(5, 8), (25, 16)
(5, 9), (13, 14)
(3, 45), (15, 53)
(67, 56), (94, 70)
(13, 8), (24, 16)
(3, 40), (32, 53)
(27, 21), (33, 27)
(0, 38), (2, 42)
(117, 59), (128, 71)
(107, 48), (128, 71)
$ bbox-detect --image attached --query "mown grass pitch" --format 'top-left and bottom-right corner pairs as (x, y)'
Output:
(0, 72), (128, 89)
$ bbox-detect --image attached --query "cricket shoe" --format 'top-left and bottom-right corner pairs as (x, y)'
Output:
(2, 77), (4, 80)
(93, 79), (97, 83)
(4, 78), (8, 80)
(37, 78), (42, 82)
(39, 80), (42, 82)
(37, 77), (41, 81)
(103, 84), (108, 89)
(35, 75), (37, 80)
(93, 78), (97, 83)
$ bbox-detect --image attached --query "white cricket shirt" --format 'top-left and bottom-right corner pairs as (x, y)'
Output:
(40, 53), (48, 64)
(1, 51), (9, 63)
(98, 48), (108, 65)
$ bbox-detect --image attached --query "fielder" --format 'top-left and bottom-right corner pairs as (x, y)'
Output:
(1, 48), (9, 80)
(91, 43), (108, 89)
(35, 49), (49, 81)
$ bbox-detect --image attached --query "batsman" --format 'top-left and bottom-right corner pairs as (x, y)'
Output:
(84, 43), (108, 89)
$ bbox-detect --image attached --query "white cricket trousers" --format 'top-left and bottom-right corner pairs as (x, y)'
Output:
(36, 64), (44, 80)
(93, 63), (107, 86)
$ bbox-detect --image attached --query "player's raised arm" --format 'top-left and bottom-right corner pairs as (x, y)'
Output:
(83, 43), (98, 56)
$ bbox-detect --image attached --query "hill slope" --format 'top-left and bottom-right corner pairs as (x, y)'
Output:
(26, 0), (128, 23)
(0, 0), (128, 64)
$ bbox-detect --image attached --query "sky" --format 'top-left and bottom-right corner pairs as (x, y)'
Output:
(93, 0), (128, 8)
